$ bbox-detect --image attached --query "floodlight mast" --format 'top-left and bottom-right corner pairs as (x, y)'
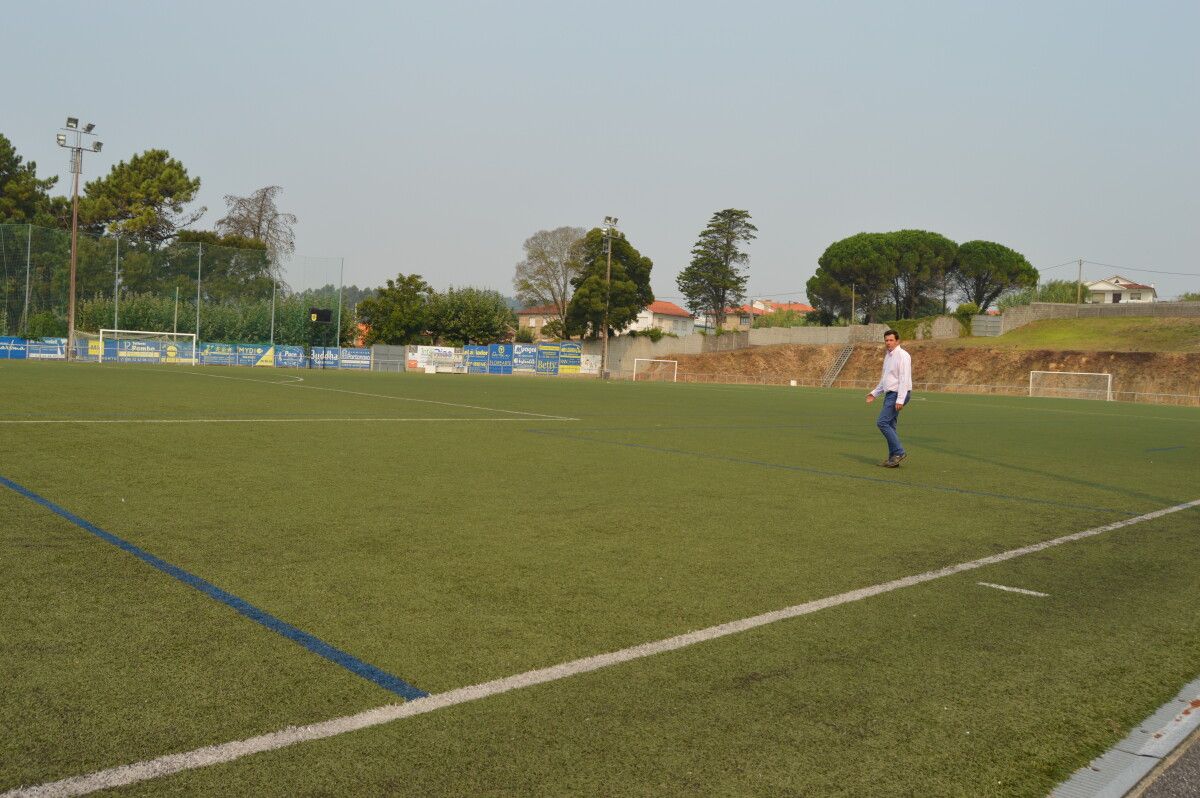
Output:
(600, 215), (618, 378)
(56, 117), (102, 361)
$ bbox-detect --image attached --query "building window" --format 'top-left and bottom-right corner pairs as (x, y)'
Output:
(1091, 293), (1103, 303)
(1130, 292), (1141, 300)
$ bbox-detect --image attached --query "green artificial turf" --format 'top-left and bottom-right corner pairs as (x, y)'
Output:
(1, 361), (1197, 796)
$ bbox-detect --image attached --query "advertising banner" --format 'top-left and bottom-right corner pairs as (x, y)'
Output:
(113, 339), (165, 363)
(27, 338), (67, 360)
(487, 343), (513, 375)
(465, 345), (490, 374)
(557, 341), (582, 374)
(275, 346), (305, 368)
(535, 342), (561, 375)
(311, 347), (340, 368)
(339, 348), (371, 370)
(236, 344), (271, 367)
(512, 343), (538, 374)
(199, 342), (238, 366)
(580, 353), (602, 375)
(412, 345), (460, 372)
(0, 337), (27, 359)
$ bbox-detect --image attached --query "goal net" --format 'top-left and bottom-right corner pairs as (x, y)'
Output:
(633, 358), (678, 382)
(1029, 370), (1113, 401)
(98, 329), (198, 365)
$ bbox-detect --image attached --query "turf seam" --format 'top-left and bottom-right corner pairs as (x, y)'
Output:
(0, 475), (427, 703)
(7, 497), (1197, 798)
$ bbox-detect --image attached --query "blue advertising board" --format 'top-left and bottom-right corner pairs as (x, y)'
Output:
(275, 346), (306, 368)
(199, 342), (238, 366)
(0, 336), (28, 359)
(311, 347), (340, 368)
(488, 343), (513, 375)
(512, 343), (537, 374)
(535, 342), (561, 375)
(557, 341), (582, 374)
(465, 345), (489, 374)
(339, 347), (371, 370)
(237, 344), (271, 367)
(27, 338), (67, 360)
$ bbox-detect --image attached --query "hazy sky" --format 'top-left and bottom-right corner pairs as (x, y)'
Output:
(8, 0), (1199, 301)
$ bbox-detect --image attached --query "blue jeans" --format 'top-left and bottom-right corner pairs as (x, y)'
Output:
(876, 390), (911, 459)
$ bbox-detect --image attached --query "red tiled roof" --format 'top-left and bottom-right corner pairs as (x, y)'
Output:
(766, 301), (815, 313)
(517, 304), (559, 315)
(1092, 276), (1156, 291)
(732, 305), (767, 315)
(645, 300), (692, 318)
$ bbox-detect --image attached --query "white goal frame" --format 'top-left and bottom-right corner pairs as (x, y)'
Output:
(99, 329), (198, 365)
(1029, 370), (1113, 401)
(633, 358), (678, 383)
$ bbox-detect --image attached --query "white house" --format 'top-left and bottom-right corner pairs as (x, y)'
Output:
(624, 301), (694, 336)
(1085, 276), (1157, 304)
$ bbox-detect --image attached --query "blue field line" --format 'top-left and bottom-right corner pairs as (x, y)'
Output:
(527, 429), (1139, 516)
(0, 475), (428, 701)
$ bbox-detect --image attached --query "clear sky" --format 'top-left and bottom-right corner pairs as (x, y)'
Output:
(8, 0), (1199, 301)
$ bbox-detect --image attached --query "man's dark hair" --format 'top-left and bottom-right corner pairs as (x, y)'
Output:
(884, 329), (899, 340)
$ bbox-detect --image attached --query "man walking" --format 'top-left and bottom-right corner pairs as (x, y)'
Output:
(865, 329), (912, 468)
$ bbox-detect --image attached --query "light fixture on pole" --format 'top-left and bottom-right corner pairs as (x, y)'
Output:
(600, 215), (618, 379)
(56, 117), (102, 361)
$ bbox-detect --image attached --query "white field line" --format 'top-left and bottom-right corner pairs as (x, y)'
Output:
(977, 582), (1050, 597)
(7, 498), (1198, 798)
(157, 367), (576, 421)
(0, 417), (574, 425)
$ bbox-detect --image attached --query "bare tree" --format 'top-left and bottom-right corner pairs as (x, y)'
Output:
(512, 226), (585, 329)
(216, 185), (297, 274)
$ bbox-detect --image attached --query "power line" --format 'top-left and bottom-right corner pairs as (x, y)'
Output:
(1082, 260), (1198, 277)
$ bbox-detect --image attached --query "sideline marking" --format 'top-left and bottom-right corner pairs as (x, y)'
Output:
(0, 417), (574, 425)
(977, 582), (1049, 597)
(9, 497), (1197, 798)
(0, 475), (426, 703)
(1146, 445), (1186, 453)
(157, 366), (577, 420)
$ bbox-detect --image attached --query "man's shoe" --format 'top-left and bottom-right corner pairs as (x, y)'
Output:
(878, 457), (895, 467)
(883, 457), (900, 468)
(893, 452), (907, 465)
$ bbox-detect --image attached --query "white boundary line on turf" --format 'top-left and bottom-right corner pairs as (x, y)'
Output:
(977, 582), (1049, 597)
(0, 417), (575, 425)
(159, 367), (577, 421)
(7, 497), (1198, 798)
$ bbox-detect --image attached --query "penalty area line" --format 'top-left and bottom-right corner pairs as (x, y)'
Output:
(8, 497), (1198, 798)
(0, 417), (579, 425)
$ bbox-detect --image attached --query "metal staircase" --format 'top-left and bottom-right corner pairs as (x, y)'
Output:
(821, 343), (855, 387)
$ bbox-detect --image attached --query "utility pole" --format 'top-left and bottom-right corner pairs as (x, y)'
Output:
(55, 118), (102, 361)
(850, 284), (856, 326)
(600, 216), (618, 378)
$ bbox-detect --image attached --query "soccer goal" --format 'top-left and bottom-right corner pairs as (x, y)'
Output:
(633, 358), (678, 382)
(1029, 370), (1113, 401)
(98, 329), (198, 365)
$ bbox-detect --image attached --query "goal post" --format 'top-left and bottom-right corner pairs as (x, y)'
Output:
(1029, 370), (1113, 401)
(633, 358), (678, 382)
(98, 329), (198, 365)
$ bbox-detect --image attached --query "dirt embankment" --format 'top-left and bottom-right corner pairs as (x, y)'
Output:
(668, 343), (1200, 397)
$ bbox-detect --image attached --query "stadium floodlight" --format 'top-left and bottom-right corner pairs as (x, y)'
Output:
(56, 116), (102, 361)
